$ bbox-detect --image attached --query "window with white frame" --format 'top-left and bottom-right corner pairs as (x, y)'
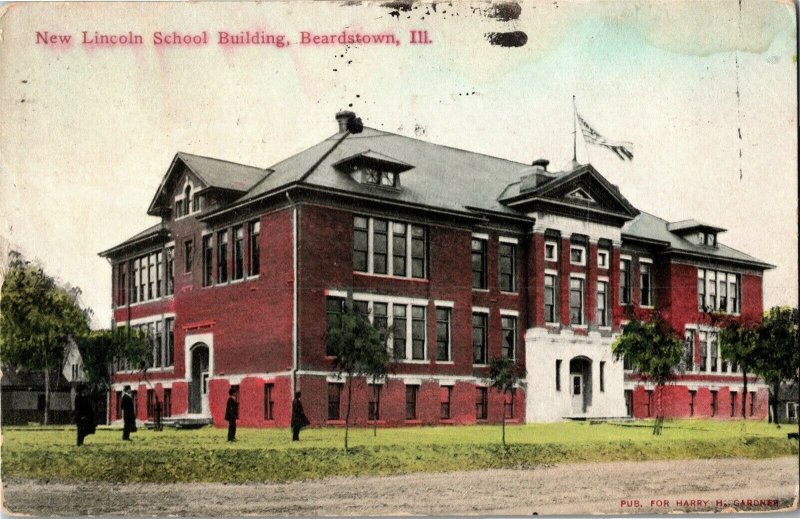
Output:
(353, 216), (427, 279)
(501, 314), (517, 359)
(472, 312), (488, 365)
(699, 331), (708, 371)
(127, 251), (166, 305)
(698, 268), (741, 314)
(544, 274), (557, 323)
(620, 258), (631, 305)
(683, 329), (694, 371)
(569, 277), (584, 325)
(116, 315), (175, 372)
(499, 241), (516, 292)
(435, 307), (451, 361)
(596, 281), (608, 326)
(597, 249), (609, 269)
(174, 181), (202, 219)
(570, 245), (586, 266)
(640, 262), (653, 307)
(544, 240), (558, 262)
(472, 238), (488, 289)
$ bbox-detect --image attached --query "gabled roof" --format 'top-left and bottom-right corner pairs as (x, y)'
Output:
(667, 219), (727, 234)
(98, 222), (169, 258)
(147, 152), (271, 216)
(622, 212), (773, 269)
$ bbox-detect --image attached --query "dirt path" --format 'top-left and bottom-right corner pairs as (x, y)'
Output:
(3, 457), (798, 516)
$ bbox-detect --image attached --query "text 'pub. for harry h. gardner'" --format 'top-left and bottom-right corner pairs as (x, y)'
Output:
(99, 111), (773, 429)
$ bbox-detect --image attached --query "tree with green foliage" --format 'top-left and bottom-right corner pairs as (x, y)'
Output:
(486, 356), (526, 449)
(612, 313), (683, 435)
(753, 307), (799, 424)
(327, 302), (390, 451)
(718, 317), (761, 420)
(77, 327), (148, 394)
(0, 258), (91, 424)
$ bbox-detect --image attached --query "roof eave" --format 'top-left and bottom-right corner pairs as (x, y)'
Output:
(98, 230), (170, 259)
(665, 248), (775, 270)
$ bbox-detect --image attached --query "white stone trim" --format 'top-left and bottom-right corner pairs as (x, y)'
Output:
(117, 312), (176, 327)
(620, 254), (633, 261)
(500, 309), (520, 317)
(471, 232), (490, 241)
(499, 236), (519, 245)
(531, 213), (622, 243)
(639, 257), (653, 264)
(570, 272), (587, 280)
(597, 275), (610, 282)
(545, 268), (559, 276)
(434, 300), (455, 308)
(569, 244), (587, 266)
(472, 306), (490, 314)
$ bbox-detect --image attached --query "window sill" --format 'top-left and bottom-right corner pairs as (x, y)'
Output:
(472, 288), (490, 293)
(640, 305), (655, 310)
(598, 326), (612, 331)
(571, 324), (589, 329)
(473, 364), (489, 368)
(326, 420), (346, 425)
(500, 291), (519, 296)
(435, 360), (454, 365)
(353, 272), (429, 283)
(398, 360), (429, 364)
(405, 419), (422, 424)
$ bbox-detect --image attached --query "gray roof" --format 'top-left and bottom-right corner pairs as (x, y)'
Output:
(623, 212), (772, 268)
(667, 219), (727, 233)
(99, 222), (168, 257)
(176, 152), (270, 193)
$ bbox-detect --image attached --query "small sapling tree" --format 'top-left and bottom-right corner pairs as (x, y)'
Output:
(486, 355), (527, 449)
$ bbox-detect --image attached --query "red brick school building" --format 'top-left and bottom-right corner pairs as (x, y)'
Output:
(100, 111), (772, 428)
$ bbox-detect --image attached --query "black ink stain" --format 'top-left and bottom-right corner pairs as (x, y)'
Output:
(485, 31), (527, 47)
(487, 2), (522, 21)
(381, 1), (413, 12)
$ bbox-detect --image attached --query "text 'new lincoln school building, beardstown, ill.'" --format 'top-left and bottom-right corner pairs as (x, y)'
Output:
(100, 111), (773, 428)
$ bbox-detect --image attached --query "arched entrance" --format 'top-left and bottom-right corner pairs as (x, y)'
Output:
(189, 343), (210, 415)
(569, 356), (592, 415)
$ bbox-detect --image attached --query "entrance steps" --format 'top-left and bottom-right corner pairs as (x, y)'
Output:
(564, 416), (634, 423)
(145, 414), (212, 430)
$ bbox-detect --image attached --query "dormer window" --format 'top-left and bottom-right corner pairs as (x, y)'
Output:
(333, 150), (414, 191)
(706, 233), (716, 246)
(363, 167), (397, 188)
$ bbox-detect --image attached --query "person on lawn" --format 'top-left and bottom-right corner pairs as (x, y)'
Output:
(73, 383), (96, 446)
(120, 385), (137, 441)
(225, 386), (239, 442)
(290, 391), (310, 441)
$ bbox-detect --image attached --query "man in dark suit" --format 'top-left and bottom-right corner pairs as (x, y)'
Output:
(74, 383), (95, 446)
(225, 386), (239, 442)
(290, 391), (310, 441)
(121, 385), (136, 441)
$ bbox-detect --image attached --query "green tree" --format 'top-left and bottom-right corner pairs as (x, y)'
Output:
(77, 327), (148, 394)
(327, 302), (390, 451)
(0, 258), (90, 424)
(486, 356), (526, 448)
(754, 307), (799, 424)
(718, 317), (760, 420)
(612, 313), (683, 435)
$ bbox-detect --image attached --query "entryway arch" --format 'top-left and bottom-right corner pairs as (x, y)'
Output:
(569, 356), (593, 415)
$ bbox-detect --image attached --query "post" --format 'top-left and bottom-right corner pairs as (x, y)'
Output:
(572, 95), (577, 163)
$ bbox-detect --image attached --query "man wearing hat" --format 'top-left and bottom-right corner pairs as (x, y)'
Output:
(120, 385), (137, 441)
(74, 383), (96, 446)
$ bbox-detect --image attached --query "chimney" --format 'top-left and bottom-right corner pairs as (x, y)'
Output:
(531, 158), (549, 171)
(519, 159), (552, 193)
(335, 110), (356, 133)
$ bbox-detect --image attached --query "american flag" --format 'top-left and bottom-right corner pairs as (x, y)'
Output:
(577, 113), (634, 161)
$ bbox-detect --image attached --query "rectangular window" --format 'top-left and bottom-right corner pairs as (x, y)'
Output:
(710, 390), (718, 417)
(471, 238), (487, 289)
(502, 315), (516, 359)
(697, 269), (706, 310)
(699, 331), (708, 372)
(411, 306), (426, 360)
(163, 388), (171, 418)
(249, 221), (260, 276)
(625, 390), (633, 417)
(410, 225), (426, 278)
(440, 386), (452, 420)
(148, 253), (156, 300)
(710, 332), (718, 372)
(192, 193), (201, 212)
(392, 222), (407, 277)
(166, 247), (174, 296)
(327, 383), (342, 420)
(184, 240), (193, 273)
(325, 297), (345, 356)
(707, 271), (717, 311)
(129, 260), (138, 304)
(476, 387), (488, 420)
(233, 226), (244, 280)
(570, 245), (585, 266)
(217, 230), (229, 283)
(730, 391), (737, 417)
(683, 329), (694, 371)
(689, 390), (696, 417)
(599, 361), (605, 392)
(749, 391), (755, 416)
(138, 257), (145, 302)
(646, 389), (653, 417)
(353, 216), (369, 272)
(499, 243), (516, 292)
(596, 281), (608, 326)
(436, 307), (451, 362)
(597, 250), (609, 269)
(353, 300), (369, 318)
(393, 305), (407, 359)
(620, 259), (631, 304)
(147, 389), (155, 419)
(556, 359), (562, 391)
(264, 383), (274, 420)
(544, 274), (557, 323)
(730, 276), (739, 313)
(719, 272), (728, 312)
(202, 235), (213, 286)
(569, 277), (584, 325)
(504, 392), (514, 419)
(372, 219), (388, 275)
(175, 199), (184, 218)
(640, 263), (652, 307)
(544, 241), (558, 261)
(116, 263), (127, 306)
(373, 302), (388, 330)
(156, 251), (164, 298)
(154, 320), (163, 367)
(165, 318), (174, 367)
(368, 384), (381, 421)
(405, 385), (418, 420)
(472, 312), (488, 365)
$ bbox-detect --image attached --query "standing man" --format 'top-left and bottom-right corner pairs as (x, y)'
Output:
(74, 383), (95, 446)
(290, 391), (310, 441)
(225, 386), (239, 442)
(120, 385), (137, 441)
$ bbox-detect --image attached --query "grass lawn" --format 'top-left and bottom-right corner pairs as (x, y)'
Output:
(2, 420), (796, 483)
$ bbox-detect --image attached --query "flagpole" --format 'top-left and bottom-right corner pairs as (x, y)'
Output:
(572, 95), (577, 163)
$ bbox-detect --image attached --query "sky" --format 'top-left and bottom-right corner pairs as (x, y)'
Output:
(0, 1), (796, 328)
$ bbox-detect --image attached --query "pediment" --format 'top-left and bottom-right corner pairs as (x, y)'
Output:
(147, 155), (209, 216)
(534, 166), (638, 217)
